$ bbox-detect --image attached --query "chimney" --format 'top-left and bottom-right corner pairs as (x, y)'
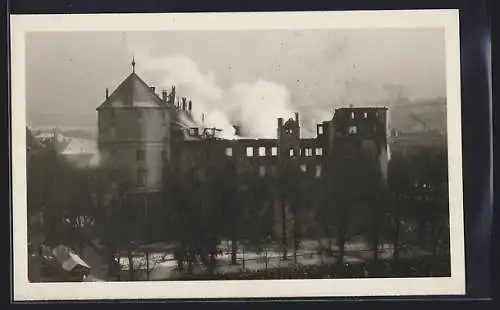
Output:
(150, 86), (156, 93)
(295, 112), (299, 124)
(181, 97), (187, 111)
(105, 88), (109, 99)
(170, 86), (176, 105)
(277, 117), (284, 139)
(349, 104), (354, 108)
(188, 100), (192, 111)
(162, 90), (168, 103)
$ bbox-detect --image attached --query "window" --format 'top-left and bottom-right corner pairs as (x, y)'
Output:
(259, 166), (266, 177)
(258, 147), (266, 156)
(318, 125), (324, 135)
(364, 112), (368, 119)
(110, 126), (116, 139)
(246, 147), (254, 157)
(189, 128), (199, 136)
(196, 169), (206, 181)
(137, 150), (145, 161)
(315, 165), (322, 178)
(350, 112), (355, 119)
(289, 148), (295, 157)
(137, 169), (147, 185)
(305, 148), (313, 157)
(300, 165), (307, 172)
(348, 126), (358, 134)
(270, 166), (278, 176)
(315, 148), (323, 156)
(271, 147), (278, 156)
(225, 147), (233, 157)
(162, 112), (167, 126)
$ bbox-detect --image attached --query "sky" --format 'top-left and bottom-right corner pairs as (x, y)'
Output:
(26, 29), (446, 137)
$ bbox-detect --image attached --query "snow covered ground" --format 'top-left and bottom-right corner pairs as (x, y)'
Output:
(117, 239), (432, 281)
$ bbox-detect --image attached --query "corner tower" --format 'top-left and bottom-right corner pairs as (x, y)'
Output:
(329, 106), (389, 182)
(96, 62), (173, 193)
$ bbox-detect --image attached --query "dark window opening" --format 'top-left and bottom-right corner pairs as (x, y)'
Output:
(196, 169), (206, 181)
(271, 166), (278, 176)
(138, 169), (147, 185)
(259, 166), (266, 177)
(110, 126), (116, 138)
(137, 150), (145, 161)
(315, 165), (322, 177)
(189, 128), (199, 136)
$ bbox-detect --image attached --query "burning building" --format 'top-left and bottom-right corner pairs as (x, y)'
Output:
(96, 62), (389, 241)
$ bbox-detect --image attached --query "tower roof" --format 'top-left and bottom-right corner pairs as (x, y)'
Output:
(96, 72), (164, 110)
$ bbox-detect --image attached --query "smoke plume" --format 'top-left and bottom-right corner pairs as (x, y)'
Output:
(136, 52), (295, 139)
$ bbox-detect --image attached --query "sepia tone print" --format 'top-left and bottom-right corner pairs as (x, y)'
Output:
(25, 29), (450, 284)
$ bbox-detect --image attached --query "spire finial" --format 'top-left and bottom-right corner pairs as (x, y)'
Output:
(131, 56), (136, 73)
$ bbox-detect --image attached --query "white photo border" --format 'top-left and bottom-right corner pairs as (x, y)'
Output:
(10, 10), (465, 301)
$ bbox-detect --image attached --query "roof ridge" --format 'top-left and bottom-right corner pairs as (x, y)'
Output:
(96, 72), (164, 110)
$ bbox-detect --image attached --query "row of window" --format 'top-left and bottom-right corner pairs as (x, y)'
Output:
(138, 164), (323, 186)
(350, 111), (380, 119)
(109, 110), (168, 121)
(110, 149), (168, 162)
(257, 164), (322, 177)
(108, 121), (167, 138)
(225, 146), (324, 158)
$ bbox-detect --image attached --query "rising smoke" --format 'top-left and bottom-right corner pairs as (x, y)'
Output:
(136, 52), (296, 139)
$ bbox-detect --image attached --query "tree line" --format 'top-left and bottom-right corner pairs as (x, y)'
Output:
(27, 140), (450, 280)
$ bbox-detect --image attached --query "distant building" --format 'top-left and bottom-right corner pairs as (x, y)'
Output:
(59, 138), (99, 168)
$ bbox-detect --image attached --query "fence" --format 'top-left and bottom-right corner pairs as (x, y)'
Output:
(116, 240), (449, 281)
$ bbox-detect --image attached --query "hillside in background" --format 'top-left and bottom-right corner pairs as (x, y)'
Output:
(27, 96), (447, 139)
(389, 96), (447, 134)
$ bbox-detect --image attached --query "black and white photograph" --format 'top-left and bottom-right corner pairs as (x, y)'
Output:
(11, 11), (465, 300)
